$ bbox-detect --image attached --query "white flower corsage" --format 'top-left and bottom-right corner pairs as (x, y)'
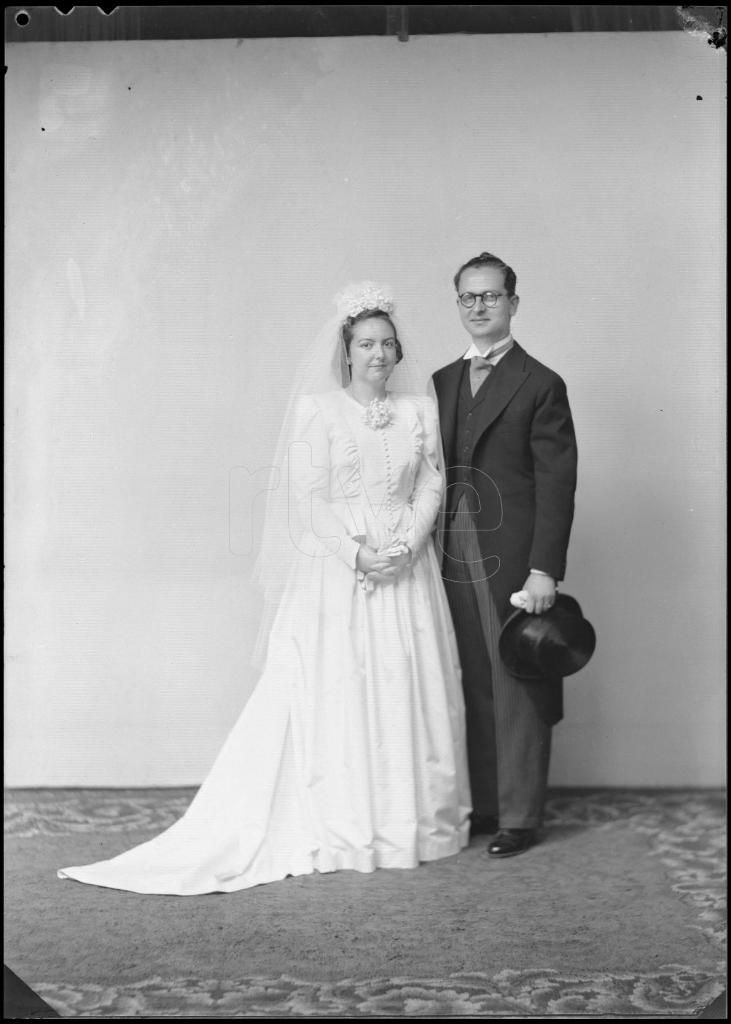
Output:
(363, 397), (392, 430)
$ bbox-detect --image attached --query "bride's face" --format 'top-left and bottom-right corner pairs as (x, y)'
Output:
(347, 317), (398, 388)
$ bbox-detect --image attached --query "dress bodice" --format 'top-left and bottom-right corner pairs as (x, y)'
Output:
(321, 391), (428, 519)
(292, 390), (444, 560)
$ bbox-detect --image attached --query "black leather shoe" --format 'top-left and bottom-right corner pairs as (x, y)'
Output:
(487, 828), (536, 858)
(469, 813), (499, 836)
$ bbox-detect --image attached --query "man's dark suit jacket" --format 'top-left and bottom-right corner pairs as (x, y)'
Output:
(432, 341), (578, 724)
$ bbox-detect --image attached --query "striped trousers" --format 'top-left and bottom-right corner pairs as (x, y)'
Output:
(442, 499), (551, 829)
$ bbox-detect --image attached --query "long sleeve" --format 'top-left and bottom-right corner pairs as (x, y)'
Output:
(528, 375), (577, 580)
(288, 395), (361, 570)
(406, 396), (445, 555)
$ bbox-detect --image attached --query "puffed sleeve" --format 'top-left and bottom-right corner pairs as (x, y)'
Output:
(287, 395), (361, 570)
(405, 395), (445, 555)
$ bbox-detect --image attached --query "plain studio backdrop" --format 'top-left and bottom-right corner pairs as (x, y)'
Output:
(5, 31), (725, 788)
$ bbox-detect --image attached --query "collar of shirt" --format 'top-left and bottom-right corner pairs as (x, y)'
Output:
(463, 334), (514, 365)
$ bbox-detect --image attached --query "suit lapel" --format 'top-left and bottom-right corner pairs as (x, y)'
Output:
(436, 357), (464, 463)
(470, 342), (530, 450)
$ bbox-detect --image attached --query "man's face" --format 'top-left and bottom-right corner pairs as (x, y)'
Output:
(456, 265), (519, 348)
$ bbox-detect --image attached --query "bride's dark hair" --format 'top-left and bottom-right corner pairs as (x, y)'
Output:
(341, 308), (403, 364)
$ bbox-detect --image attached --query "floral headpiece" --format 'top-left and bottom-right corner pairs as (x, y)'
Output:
(334, 281), (395, 320)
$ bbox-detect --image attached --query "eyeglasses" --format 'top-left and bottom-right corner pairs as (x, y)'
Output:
(458, 291), (507, 309)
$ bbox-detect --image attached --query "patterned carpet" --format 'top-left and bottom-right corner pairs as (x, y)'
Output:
(4, 788), (726, 1017)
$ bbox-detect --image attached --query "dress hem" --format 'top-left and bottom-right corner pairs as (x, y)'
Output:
(57, 829), (470, 896)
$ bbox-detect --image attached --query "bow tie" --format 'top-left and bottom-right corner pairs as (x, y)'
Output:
(471, 356), (493, 371)
(469, 355), (495, 397)
(467, 338), (514, 368)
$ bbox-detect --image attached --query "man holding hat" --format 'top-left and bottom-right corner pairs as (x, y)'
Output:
(432, 251), (578, 857)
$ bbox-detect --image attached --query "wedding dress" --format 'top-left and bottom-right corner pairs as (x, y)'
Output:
(58, 388), (471, 895)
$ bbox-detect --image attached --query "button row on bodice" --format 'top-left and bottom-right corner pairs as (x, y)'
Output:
(379, 429), (398, 537)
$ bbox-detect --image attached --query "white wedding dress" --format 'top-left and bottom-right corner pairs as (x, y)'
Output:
(59, 390), (471, 895)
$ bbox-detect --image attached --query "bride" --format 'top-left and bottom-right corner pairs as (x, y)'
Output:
(58, 282), (471, 895)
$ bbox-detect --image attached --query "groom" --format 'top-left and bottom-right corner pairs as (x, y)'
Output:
(432, 251), (577, 857)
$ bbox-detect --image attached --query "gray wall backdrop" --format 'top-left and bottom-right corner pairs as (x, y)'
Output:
(5, 32), (725, 786)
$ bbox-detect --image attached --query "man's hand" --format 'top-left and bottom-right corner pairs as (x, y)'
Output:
(521, 572), (556, 614)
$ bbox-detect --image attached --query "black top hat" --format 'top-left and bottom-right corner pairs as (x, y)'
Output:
(499, 594), (596, 680)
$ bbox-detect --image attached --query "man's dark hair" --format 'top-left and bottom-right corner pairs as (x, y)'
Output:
(453, 252), (517, 297)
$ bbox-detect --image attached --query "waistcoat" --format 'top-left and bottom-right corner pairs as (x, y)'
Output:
(446, 359), (504, 515)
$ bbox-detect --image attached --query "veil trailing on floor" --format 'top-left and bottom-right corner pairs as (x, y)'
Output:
(251, 281), (424, 667)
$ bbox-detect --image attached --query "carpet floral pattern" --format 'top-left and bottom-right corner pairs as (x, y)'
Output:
(27, 966), (726, 1018)
(5, 789), (725, 1017)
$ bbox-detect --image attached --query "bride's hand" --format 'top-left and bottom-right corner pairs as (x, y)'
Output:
(356, 545), (396, 577)
(360, 544), (412, 591)
(383, 542), (412, 573)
